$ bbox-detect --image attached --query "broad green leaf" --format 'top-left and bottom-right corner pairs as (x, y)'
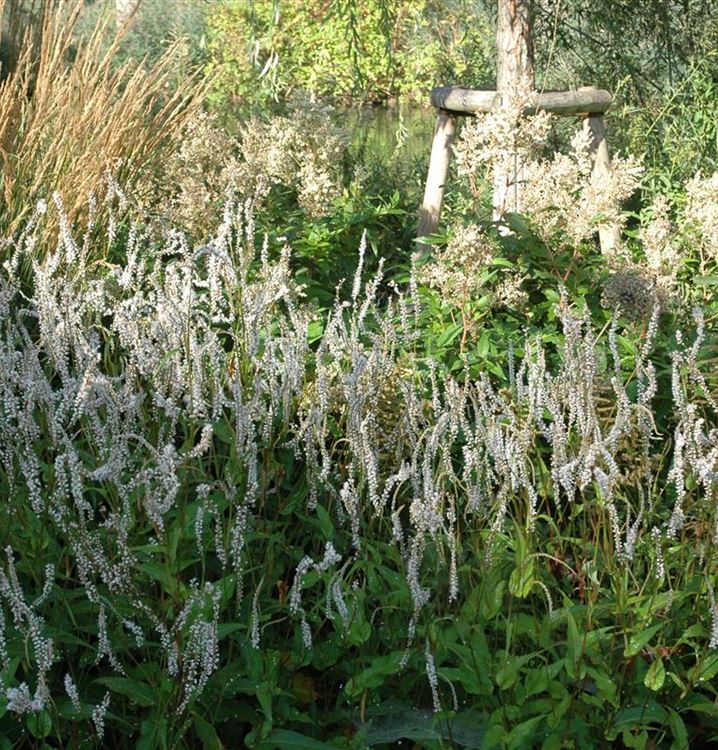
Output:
(667, 708), (689, 750)
(491, 257), (516, 269)
(217, 622), (244, 641)
(26, 711), (52, 739)
(503, 212), (532, 236)
(624, 623), (663, 657)
(496, 654), (534, 690)
(644, 656), (666, 691)
(565, 611), (583, 679)
(436, 322), (463, 349)
(585, 666), (618, 707)
(508, 559), (534, 598)
(523, 667), (548, 698)
(193, 714), (225, 749)
(694, 275), (718, 286)
(612, 703), (666, 729)
(256, 681), (273, 722)
(622, 728), (649, 749)
(507, 716), (542, 749)
(137, 717), (169, 750)
(314, 503), (334, 540)
(344, 652), (403, 699)
(347, 617), (371, 646)
(688, 653), (718, 684)
(677, 623), (706, 643)
(495, 658), (518, 690)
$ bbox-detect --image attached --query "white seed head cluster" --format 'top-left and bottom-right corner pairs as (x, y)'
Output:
(454, 83), (552, 192)
(640, 196), (681, 289)
(421, 223), (496, 303)
(240, 99), (349, 219)
(455, 95), (643, 246)
(684, 172), (718, 263)
(521, 129), (643, 246)
(149, 102), (350, 236)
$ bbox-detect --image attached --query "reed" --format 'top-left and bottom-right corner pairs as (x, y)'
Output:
(0, 0), (205, 249)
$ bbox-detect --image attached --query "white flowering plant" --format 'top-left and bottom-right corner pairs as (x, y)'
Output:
(0, 184), (716, 748)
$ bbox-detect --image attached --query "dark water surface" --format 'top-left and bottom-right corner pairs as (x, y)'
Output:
(342, 105), (436, 170)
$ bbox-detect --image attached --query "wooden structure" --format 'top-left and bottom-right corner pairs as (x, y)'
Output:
(417, 0), (619, 256)
(416, 85), (617, 254)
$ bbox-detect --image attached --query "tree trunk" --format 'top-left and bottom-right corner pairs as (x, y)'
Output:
(496, 0), (534, 93)
(493, 0), (535, 219)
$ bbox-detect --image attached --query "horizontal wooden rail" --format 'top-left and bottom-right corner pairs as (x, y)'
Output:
(430, 85), (612, 116)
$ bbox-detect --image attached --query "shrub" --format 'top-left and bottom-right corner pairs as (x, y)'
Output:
(203, 0), (494, 106)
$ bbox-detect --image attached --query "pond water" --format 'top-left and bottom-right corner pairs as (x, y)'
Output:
(342, 105), (436, 173)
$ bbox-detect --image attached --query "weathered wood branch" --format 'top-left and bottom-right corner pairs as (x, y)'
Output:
(416, 109), (457, 256)
(583, 114), (620, 255)
(430, 86), (612, 116)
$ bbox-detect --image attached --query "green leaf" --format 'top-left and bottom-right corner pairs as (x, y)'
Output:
(344, 652), (403, 699)
(94, 677), (155, 707)
(436, 322), (463, 349)
(565, 611), (583, 679)
(259, 729), (332, 749)
(503, 212), (532, 236)
(193, 714), (225, 749)
(256, 681), (273, 722)
(26, 711), (52, 739)
(688, 653), (718, 684)
(611, 703), (666, 730)
(693, 275), (718, 286)
(495, 658), (518, 690)
(677, 623), (706, 643)
(622, 729), (648, 749)
(314, 503), (334, 540)
(507, 716), (543, 749)
(523, 667), (548, 698)
(624, 623), (663, 657)
(508, 559), (534, 598)
(585, 666), (618, 707)
(480, 579), (505, 621)
(495, 655), (536, 690)
(138, 717), (169, 750)
(491, 257), (516, 269)
(644, 656), (666, 691)
(138, 560), (175, 594)
(347, 617), (371, 646)
(217, 622), (244, 641)
(667, 708), (689, 750)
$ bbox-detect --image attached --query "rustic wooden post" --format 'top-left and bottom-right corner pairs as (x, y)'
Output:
(415, 109), (457, 256)
(494, 0), (535, 219)
(583, 112), (620, 255)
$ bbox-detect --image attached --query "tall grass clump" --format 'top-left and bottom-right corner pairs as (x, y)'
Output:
(0, 0), (205, 245)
